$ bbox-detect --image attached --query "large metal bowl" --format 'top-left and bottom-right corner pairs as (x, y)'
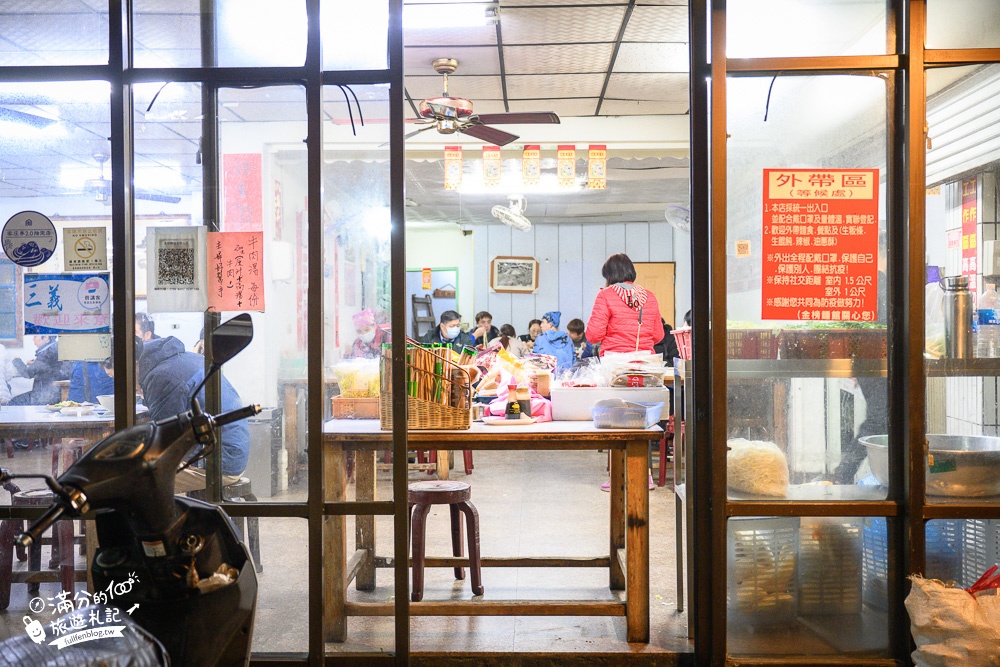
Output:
(860, 434), (1000, 497)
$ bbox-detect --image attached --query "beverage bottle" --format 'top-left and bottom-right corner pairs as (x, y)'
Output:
(977, 283), (1000, 357)
(505, 382), (521, 420)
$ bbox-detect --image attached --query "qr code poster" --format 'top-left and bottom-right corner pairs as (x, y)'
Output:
(146, 226), (208, 313)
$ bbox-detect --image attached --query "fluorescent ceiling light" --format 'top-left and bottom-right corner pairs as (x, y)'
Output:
(404, 3), (494, 30)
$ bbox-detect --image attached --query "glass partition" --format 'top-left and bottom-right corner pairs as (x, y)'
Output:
(927, 0), (1000, 50)
(726, 74), (890, 501)
(0, 6), (109, 66)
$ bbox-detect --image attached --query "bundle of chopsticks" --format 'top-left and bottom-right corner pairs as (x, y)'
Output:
(381, 339), (473, 410)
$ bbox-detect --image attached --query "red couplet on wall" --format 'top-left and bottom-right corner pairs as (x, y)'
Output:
(761, 168), (880, 322)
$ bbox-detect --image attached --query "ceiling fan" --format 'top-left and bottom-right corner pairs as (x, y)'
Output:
(406, 58), (560, 146)
(82, 152), (182, 204)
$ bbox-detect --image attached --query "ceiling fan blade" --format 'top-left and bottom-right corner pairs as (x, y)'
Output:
(474, 112), (560, 125)
(0, 107), (57, 128)
(136, 191), (182, 204)
(459, 124), (519, 146)
(404, 124), (436, 140)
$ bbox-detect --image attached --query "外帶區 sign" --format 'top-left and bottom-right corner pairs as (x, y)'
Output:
(761, 169), (880, 322)
(24, 273), (111, 335)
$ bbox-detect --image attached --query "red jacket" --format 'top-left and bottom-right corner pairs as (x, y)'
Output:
(586, 284), (664, 355)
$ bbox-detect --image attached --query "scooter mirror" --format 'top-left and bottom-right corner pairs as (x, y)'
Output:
(211, 313), (254, 366)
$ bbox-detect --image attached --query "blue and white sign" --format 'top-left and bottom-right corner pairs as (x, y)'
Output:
(2, 211), (57, 268)
(24, 273), (111, 335)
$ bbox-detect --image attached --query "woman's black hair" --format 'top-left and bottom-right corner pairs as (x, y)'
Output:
(500, 323), (516, 337)
(601, 253), (636, 285)
(527, 318), (542, 329)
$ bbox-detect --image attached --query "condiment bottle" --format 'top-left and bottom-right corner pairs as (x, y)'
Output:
(505, 382), (521, 420)
(516, 386), (531, 418)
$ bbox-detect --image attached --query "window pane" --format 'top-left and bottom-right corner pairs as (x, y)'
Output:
(927, 0), (1000, 49)
(0, 80), (113, 491)
(925, 65), (1000, 505)
(726, 75), (889, 501)
(728, 516), (888, 657)
(726, 0), (887, 58)
(0, 4), (109, 66)
(321, 0), (389, 71)
(134, 0), (307, 68)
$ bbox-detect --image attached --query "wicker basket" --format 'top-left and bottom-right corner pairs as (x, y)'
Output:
(379, 340), (471, 430)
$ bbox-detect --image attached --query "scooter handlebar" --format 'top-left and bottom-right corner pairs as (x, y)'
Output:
(213, 404), (261, 428)
(20, 503), (65, 548)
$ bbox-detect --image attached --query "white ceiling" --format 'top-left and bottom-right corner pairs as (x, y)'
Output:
(0, 1), (692, 225)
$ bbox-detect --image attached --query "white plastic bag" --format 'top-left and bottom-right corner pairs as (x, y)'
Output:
(906, 575), (1000, 667)
(926, 282), (946, 359)
(727, 438), (789, 497)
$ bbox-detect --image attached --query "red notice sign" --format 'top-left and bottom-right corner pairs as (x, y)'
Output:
(761, 169), (880, 322)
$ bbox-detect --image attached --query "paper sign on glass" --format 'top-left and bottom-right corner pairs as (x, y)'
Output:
(58, 333), (111, 361)
(24, 273), (110, 335)
(146, 226), (208, 313)
(207, 231), (265, 312)
(63, 227), (108, 271)
(761, 168), (880, 322)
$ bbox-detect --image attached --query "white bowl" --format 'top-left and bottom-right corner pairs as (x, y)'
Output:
(96, 394), (115, 411)
(61, 406), (94, 416)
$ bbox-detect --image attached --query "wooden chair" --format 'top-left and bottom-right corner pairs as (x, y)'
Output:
(408, 480), (483, 602)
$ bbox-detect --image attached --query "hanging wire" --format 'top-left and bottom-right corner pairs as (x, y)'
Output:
(332, 84), (365, 136)
(763, 74), (780, 122)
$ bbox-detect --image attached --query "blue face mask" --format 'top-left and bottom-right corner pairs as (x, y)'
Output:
(445, 326), (461, 340)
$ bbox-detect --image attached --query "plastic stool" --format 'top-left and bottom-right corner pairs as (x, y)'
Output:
(407, 480), (483, 602)
(188, 477), (262, 573)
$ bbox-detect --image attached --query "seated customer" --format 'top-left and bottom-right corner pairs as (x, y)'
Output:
(68, 360), (115, 403)
(472, 311), (500, 347)
(518, 319), (542, 351)
(498, 324), (529, 358)
(138, 335), (250, 493)
(566, 318), (595, 360)
(532, 311), (576, 373)
(421, 310), (475, 353)
(10, 334), (70, 405)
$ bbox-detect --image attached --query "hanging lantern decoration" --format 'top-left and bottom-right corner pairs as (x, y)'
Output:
(587, 144), (607, 190)
(444, 145), (462, 190)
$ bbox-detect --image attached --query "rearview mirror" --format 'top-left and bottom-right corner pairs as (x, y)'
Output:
(210, 313), (253, 366)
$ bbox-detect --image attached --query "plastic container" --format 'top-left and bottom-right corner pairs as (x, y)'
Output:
(590, 401), (664, 429)
(727, 517), (799, 626)
(961, 519), (1000, 587)
(671, 327), (692, 360)
(978, 283), (1000, 357)
(798, 517), (862, 615)
(550, 386), (671, 421)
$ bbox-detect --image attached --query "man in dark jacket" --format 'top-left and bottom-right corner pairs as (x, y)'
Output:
(10, 335), (70, 405)
(421, 310), (475, 353)
(138, 336), (251, 492)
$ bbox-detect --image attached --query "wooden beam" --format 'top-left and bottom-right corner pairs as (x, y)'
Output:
(616, 548), (627, 580)
(345, 548), (366, 586)
(395, 556), (610, 568)
(345, 600), (626, 617)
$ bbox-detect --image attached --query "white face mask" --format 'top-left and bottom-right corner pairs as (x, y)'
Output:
(446, 326), (461, 339)
(359, 330), (376, 344)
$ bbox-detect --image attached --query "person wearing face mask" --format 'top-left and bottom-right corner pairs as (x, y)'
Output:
(421, 310), (474, 353)
(348, 308), (387, 359)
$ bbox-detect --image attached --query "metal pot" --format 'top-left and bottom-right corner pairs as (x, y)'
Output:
(860, 434), (1000, 497)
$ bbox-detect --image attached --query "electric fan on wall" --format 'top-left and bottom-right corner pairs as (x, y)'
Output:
(491, 195), (532, 231)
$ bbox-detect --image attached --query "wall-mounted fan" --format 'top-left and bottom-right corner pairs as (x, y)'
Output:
(405, 59), (560, 146)
(491, 195), (531, 231)
(83, 152), (182, 204)
(665, 204), (691, 233)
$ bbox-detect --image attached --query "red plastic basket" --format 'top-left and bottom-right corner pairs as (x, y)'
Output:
(671, 327), (692, 360)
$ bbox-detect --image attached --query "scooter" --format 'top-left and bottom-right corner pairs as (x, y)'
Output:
(0, 313), (261, 666)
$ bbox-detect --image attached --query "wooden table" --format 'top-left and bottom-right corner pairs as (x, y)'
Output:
(322, 419), (659, 644)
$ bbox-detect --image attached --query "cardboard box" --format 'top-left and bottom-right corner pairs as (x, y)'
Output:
(331, 396), (379, 419)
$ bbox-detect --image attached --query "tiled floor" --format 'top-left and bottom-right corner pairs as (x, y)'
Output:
(0, 445), (691, 658)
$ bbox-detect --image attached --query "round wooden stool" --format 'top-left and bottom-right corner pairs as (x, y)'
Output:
(407, 480), (483, 602)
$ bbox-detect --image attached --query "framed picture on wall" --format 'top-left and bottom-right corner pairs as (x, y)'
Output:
(490, 256), (538, 293)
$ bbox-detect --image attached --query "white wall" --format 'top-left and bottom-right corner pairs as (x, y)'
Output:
(405, 226), (476, 323)
(465, 220), (678, 334)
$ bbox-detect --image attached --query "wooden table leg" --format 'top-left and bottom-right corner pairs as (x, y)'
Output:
(626, 438), (649, 643)
(283, 384), (299, 483)
(436, 449), (449, 480)
(609, 447), (625, 591)
(323, 440), (347, 642)
(355, 449), (376, 591)
(85, 520), (97, 592)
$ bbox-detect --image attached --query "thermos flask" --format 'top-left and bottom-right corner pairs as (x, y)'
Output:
(940, 275), (973, 359)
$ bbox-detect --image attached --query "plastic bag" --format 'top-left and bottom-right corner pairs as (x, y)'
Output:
(906, 573), (1000, 666)
(727, 438), (789, 497)
(330, 359), (380, 397)
(599, 351), (666, 385)
(559, 357), (606, 387)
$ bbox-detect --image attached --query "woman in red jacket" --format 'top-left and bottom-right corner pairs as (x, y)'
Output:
(586, 253), (664, 355)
